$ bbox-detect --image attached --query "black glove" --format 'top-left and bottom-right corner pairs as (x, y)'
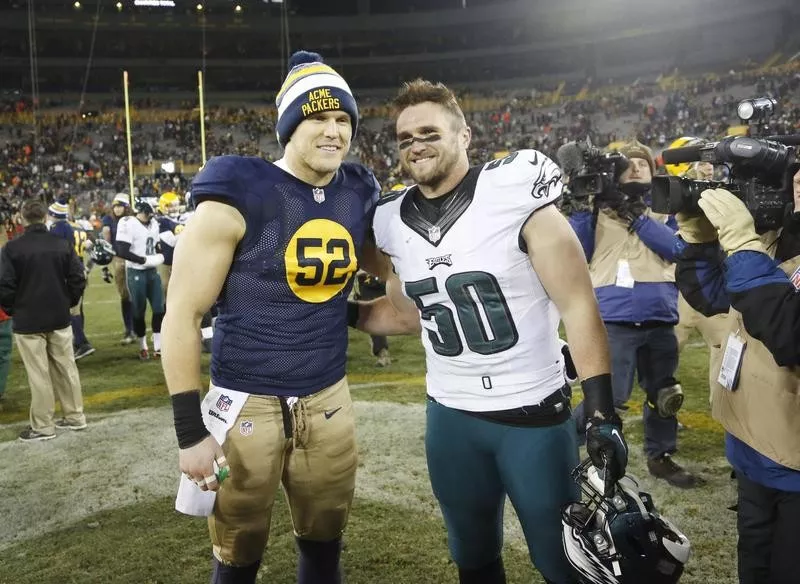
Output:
(102, 266), (114, 284)
(617, 196), (647, 225)
(604, 189), (646, 225)
(583, 374), (629, 495)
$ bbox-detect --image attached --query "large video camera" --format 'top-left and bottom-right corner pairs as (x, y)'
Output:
(556, 138), (630, 202)
(651, 98), (800, 232)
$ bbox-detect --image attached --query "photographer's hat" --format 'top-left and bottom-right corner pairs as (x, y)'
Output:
(275, 50), (358, 148)
(616, 139), (656, 175)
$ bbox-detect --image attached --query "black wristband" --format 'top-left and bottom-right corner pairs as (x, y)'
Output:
(171, 390), (210, 449)
(581, 374), (622, 427)
(346, 301), (360, 328)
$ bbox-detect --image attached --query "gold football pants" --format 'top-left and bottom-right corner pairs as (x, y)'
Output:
(209, 377), (357, 566)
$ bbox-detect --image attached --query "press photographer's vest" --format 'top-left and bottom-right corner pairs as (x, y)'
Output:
(589, 209), (675, 287)
(710, 252), (800, 471)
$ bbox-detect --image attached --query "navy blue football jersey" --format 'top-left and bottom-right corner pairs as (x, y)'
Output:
(157, 216), (183, 266)
(101, 214), (120, 243)
(191, 155), (380, 397)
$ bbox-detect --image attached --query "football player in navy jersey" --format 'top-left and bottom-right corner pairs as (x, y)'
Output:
(47, 201), (95, 360)
(351, 80), (629, 584)
(155, 191), (183, 299)
(161, 52), (380, 584)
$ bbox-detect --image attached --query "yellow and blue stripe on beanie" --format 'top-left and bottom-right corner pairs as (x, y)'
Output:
(275, 50), (358, 148)
(48, 200), (70, 219)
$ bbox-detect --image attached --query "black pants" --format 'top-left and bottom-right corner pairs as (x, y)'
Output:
(737, 473), (800, 584)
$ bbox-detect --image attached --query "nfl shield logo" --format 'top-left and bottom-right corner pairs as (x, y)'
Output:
(428, 225), (441, 243)
(313, 188), (325, 204)
(216, 394), (232, 412)
(791, 267), (800, 291)
(239, 420), (254, 436)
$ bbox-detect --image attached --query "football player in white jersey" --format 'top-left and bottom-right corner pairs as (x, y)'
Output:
(351, 80), (629, 584)
(114, 201), (166, 360)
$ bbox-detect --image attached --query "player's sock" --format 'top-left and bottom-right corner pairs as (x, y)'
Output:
(152, 332), (161, 352)
(139, 336), (148, 351)
(296, 537), (342, 584)
(121, 299), (134, 334)
(458, 557), (506, 584)
(210, 557), (260, 584)
(71, 315), (88, 346)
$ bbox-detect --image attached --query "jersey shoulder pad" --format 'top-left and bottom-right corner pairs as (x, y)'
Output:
(341, 161), (378, 188)
(341, 162), (381, 207)
(377, 187), (408, 206)
(49, 220), (73, 240)
(190, 155), (265, 211)
(478, 149), (563, 210)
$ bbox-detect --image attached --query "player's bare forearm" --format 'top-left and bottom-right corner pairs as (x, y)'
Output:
(524, 205), (610, 379)
(356, 293), (420, 336)
(161, 201), (245, 395)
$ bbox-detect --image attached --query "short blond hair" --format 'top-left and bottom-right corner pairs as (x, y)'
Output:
(393, 79), (466, 127)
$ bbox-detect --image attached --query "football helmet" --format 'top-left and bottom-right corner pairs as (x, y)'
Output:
(562, 458), (691, 584)
(158, 192), (181, 217)
(90, 239), (115, 266)
(135, 200), (155, 217)
(663, 137), (704, 177)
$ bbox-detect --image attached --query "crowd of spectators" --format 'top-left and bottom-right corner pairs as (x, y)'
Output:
(1, 64), (799, 227)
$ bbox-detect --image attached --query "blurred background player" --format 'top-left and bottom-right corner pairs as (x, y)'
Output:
(47, 201), (95, 360)
(114, 201), (165, 360)
(156, 191), (184, 299)
(102, 193), (136, 345)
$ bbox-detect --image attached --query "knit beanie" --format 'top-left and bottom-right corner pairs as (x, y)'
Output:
(616, 139), (656, 175)
(48, 201), (69, 219)
(275, 50), (358, 148)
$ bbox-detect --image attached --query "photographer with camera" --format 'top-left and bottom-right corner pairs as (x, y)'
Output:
(661, 140), (729, 358)
(565, 139), (703, 489)
(674, 167), (800, 584)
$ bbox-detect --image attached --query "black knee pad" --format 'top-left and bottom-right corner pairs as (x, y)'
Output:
(458, 556), (506, 584)
(210, 558), (260, 584)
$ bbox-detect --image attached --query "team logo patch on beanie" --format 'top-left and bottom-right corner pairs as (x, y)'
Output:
(301, 88), (342, 117)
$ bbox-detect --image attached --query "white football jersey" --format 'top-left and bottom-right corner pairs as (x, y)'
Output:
(116, 216), (161, 270)
(373, 150), (567, 412)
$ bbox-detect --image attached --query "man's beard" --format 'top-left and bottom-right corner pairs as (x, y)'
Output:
(408, 155), (453, 191)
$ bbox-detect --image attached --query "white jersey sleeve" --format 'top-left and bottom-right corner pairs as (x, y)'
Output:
(115, 216), (135, 245)
(478, 148), (563, 216)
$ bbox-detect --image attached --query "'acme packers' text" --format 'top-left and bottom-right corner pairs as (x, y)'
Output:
(302, 88), (341, 116)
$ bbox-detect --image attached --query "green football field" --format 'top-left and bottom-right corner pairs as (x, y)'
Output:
(0, 270), (737, 584)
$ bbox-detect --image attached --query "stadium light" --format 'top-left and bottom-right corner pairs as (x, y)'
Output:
(234, 4), (242, 12)
(116, 1), (122, 10)
(196, 3), (203, 10)
(73, 1), (81, 8)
